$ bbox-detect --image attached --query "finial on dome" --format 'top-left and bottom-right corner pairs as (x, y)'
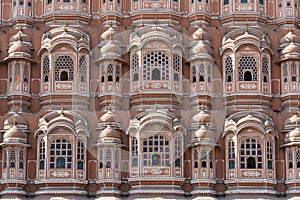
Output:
(107, 104), (112, 111)
(289, 26), (293, 32)
(154, 18), (158, 31)
(201, 103), (205, 111)
(13, 117), (16, 126)
(61, 103), (64, 115)
(64, 20), (68, 32)
(109, 21), (113, 27)
(294, 109), (297, 115)
(245, 20), (248, 33)
(154, 102), (158, 112)
(248, 106), (251, 114)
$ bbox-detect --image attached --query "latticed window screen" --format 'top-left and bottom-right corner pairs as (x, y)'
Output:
(228, 139), (235, 169)
(99, 149), (103, 169)
(238, 56), (258, 81)
(79, 56), (87, 83)
(106, 149), (112, 168)
(175, 137), (181, 167)
(225, 56), (233, 82)
(3, 149), (7, 169)
(77, 140), (84, 170)
(199, 64), (205, 82)
(192, 65), (196, 83)
(173, 54), (180, 81)
(143, 51), (169, 81)
(240, 138), (262, 169)
(142, 135), (170, 166)
(262, 56), (269, 83)
(39, 140), (45, 170)
(193, 149), (198, 168)
(132, 54), (139, 81)
(201, 150), (207, 168)
(15, 62), (21, 82)
(49, 138), (72, 169)
(291, 63), (297, 82)
(10, 149), (16, 168)
(296, 149), (300, 168)
(288, 149), (293, 168)
(19, 150), (24, 169)
(267, 141), (273, 169)
(116, 64), (121, 82)
(54, 56), (74, 81)
(131, 137), (138, 167)
(43, 55), (50, 82)
(115, 150), (119, 169)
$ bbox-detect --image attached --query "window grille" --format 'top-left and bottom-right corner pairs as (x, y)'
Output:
(240, 138), (262, 169)
(49, 138), (72, 169)
(79, 56), (87, 83)
(225, 56), (233, 82)
(143, 51), (169, 81)
(262, 56), (269, 83)
(54, 56), (74, 81)
(238, 56), (258, 81)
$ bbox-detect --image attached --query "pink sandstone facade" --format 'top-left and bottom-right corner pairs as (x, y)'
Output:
(0, 0), (299, 199)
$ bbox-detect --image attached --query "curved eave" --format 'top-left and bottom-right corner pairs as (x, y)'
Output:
(95, 56), (127, 64)
(276, 56), (300, 64)
(187, 55), (216, 64)
(281, 141), (300, 148)
(3, 56), (36, 64)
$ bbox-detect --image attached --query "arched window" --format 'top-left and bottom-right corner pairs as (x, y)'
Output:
(143, 51), (169, 81)
(132, 158), (138, 167)
(229, 160), (235, 169)
(49, 138), (72, 169)
(201, 150), (207, 168)
(54, 56), (74, 81)
(174, 137), (181, 167)
(173, 54), (180, 82)
(193, 149), (199, 168)
(240, 138), (262, 169)
(43, 56), (50, 83)
(39, 140), (45, 170)
(143, 135), (170, 167)
(267, 141), (273, 169)
(9, 150), (16, 168)
(291, 64), (297, 82)
(224, 0), (229, 5)
(225, 56), (233, 83)
(238, 56), (257, 81)
(288, 150), (293, 169)
(77, 140), (84, 170)
(194, 161), (198, 168)
(192, 65), (196, 83)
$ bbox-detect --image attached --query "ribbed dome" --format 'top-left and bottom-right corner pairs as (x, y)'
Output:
(195, 125), (208, 138)
(100, 40), (122, 55)
(192, 27), (210, 41)
(10, 30), (31, 43)
(282, 42), (300, 54)
(101, 26), (117, 40)
(4, 125), (27, 139)
(4, 113), (28, 127)
(191, 40), (213, 56)
(289, 127), (300, 137)
(192, 110), (210, 122)
(8, 41), (31, 54)
(100, 125), (120, 139)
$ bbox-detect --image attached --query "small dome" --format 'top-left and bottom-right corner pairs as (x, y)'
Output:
(100, 40), (122, 55)
(192, 27), (210, 41)
(289, 127), (300, 138)
(101, 26), (117, 40)
(192, 110), (210, 122)
(282, 42), (300, 55)
(4, 113), (28, 127)
(284, 114), (300, 125)
(10, 30), (31, 43)
(191, 40), (213, 56)
(195, 125), (208, 138)
(100, 125), (120, 139)
(100, 110), (119, 123)
(3, 125), (27, 139)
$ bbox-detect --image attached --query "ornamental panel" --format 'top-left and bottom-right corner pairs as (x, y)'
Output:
(143, 167), (170, 176)
(240, 169), (263, 178)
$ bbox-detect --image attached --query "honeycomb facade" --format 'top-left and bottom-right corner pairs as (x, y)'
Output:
(0, 0), (299, 199)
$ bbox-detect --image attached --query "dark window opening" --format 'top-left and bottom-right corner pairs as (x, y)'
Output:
(247, 157), (256, 169)
(289, 162), (293, 169)
(108, 75), (113, 82)
(227, 75), (232, 82)
(201, 161), (207, 168)
(292, 76), (297, 82)
(99, 162), (103, 169)
(106, 161), (111, 168)
(116, 76), (120, 82)
(229, 160), (235, 169)
(193, 76), (196, 83)
(19, 162), (24, 169)
(40, 161), (45, 170)
(263, 75), (268, 83)
(194, 161), (198, 168)
(77, 161), (83, 170)
(133, 73), (139, 81)
(297, 162), (300, 168)
(10, 162), (16, 168)
(175, 158), (180, 167)
(132, 158), (138, 167)
(152, 68), (161, 80)
(56, 157), (66, 168)
(174, 73), (179, 81)
(24, 77), (28, 82)
(60, 71), (68, 81)
(244, 71), (252, 81)
(199, 75), (205, 82)
(268, 160), (272, 169)
(224, 0), (229, 5)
